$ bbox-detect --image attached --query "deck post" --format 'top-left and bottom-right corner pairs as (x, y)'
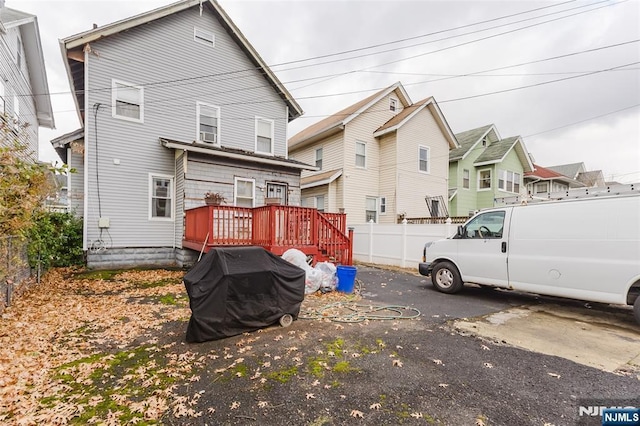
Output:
(348, 227), (354, 265)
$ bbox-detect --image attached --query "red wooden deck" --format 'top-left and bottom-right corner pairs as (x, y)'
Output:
(183, 205), (353, 265)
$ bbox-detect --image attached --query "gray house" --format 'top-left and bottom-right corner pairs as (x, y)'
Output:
(0, 2), (55, 155)
(51, 0), (313, 269)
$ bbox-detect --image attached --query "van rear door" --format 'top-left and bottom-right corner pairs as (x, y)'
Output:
(455, 209), (511, 287)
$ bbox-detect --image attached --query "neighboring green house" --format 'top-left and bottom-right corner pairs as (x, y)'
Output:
(448, 124), (533, 217)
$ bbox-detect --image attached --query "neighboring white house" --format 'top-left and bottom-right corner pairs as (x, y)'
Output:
(288, 81), (459, 225)
(0, 1), (55, 155)
(51, 0), (313, 269)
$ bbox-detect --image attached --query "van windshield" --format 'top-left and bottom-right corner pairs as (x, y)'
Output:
(463, 211), (505, 239)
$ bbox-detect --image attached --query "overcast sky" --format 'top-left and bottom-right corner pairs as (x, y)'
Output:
(13, 0), (640, 183)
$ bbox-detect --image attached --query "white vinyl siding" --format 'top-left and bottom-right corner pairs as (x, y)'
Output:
(478, 169), (491, 190)
(355, 141), (366, 168)
(194, 27), (215, 47)
(0, 82), (5, 115)
(149, 174), (174, 220)
(418, 145), (429, 173)
(12, 94), (19, 122)
(235, 177), (255, 207)
(255, 117), (274, 155)
(112, 79), (143, 122)
(197, 102), (220, 144)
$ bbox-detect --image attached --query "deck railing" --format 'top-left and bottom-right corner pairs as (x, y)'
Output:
(183, 205), (352, 265)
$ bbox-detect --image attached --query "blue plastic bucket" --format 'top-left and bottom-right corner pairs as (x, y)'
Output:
(336, 265), (357, 293)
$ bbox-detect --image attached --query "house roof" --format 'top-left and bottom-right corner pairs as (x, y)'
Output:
(0, 6), (55, 128)
(51, 127), (84, 148)
(59, 0), (303, 125)
(524, 164), (586, 187)
(547, 162), (585, 179)
(300, 169), (343, 189)
(450, 124), (495, 161)
(288, 81), (411, 150)
(160, 138), (317, 171)
(473, 136), (534, 172)
(373, 97), (459, 149)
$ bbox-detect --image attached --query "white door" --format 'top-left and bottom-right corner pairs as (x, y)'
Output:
(455, 209), (510, 286)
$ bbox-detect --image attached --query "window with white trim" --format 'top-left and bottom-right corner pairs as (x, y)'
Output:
(355, 141), (366, 168)
(194, 28), (215, 47)
(255, 118), (274, 155)
(315, 147), (323, 170)
(16, 37), (22, 69)
(535, 182), (549, 194)
(419, 146), (430, 173)
(235, 178), (255, 207)
(498, 170), (521, 193)
(365, 196), (377, 223)
(197, 102), (220, 144)
(462, 169), (470, 189)
(112, 80), (143, 122)
(149, 174), (173, 220)
(389, 98), (397, 112)
(478, 169), (491, 190)
(379, 197), (387, 214)
(315, 195), (325, 212)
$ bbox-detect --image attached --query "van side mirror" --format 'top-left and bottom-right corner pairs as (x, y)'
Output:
(456, 225), (465, 238)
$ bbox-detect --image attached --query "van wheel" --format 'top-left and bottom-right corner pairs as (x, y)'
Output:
(634, 297), (640, 325)
(431, 262), (463, 294)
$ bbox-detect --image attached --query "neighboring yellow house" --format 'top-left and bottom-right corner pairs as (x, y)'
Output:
(288, 82), (459, 225)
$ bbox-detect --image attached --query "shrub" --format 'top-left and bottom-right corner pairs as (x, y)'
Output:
(27, 211), (84, 270)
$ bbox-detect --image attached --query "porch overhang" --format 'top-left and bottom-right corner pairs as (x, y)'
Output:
(301, 169), (343, 190)
(161, 138), (318, 171)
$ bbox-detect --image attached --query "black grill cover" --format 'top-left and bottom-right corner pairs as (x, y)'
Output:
(184, 246), (306, 343)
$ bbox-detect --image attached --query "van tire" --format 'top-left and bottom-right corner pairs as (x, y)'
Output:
(634, 297), (640, 325)
(431, 261), (463, 294)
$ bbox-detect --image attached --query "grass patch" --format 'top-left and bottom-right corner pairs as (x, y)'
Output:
(43, 346), (176, 424)
(72, 269), (123, 281)
(266, 366), (298, 383)
(134, 278), (183, 289)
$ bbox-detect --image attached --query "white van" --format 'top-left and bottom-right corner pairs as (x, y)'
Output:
(418, 193), (640, 324)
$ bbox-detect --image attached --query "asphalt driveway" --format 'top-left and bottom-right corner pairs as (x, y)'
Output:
(1, 265), (639, 425)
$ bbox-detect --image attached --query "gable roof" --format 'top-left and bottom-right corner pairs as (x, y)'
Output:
(300, 168), (343, 189)
(577, 170), (605, 187)
(373, 97), (459, 149)
(547, 162), (586, 179)
(450, 124), (496, 161)
(473, 136), (534, 172)
(525, 164), (586, 187)
(288, 81), (411, 150)
(0, 6), (55, 128)
(59, 0), (302, 125)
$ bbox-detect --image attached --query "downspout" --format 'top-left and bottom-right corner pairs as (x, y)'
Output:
(66, 147), (72, 210)
(82, 45), (89, 251)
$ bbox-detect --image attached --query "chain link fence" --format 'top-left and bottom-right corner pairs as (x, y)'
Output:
(0, 235), (32, 313)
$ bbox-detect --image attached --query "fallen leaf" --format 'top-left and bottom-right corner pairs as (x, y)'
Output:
(257, 401), (268, 408)
(548, 372), (561, 378)
(369, 403), (381, 410)
(392, 359), (403, 367)
(483, 362), (494, 369)
(350, 409), (364, 418)
(230, 401), (240, 410)
(411, 412), (423, 419)
(432, 359), (444, 365)
(306, 393), (315, 400)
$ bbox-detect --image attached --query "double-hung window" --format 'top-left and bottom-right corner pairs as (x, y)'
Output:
(498, 170), (522, 193)
(315, 148), (323, 170)
(355, 141), (366, 168)
(255, 118), (274, 155)
(390, 98), (397, 112)
(478, 169), (491, 190)
(379, 197), (387, 215)
(235, 178), (255, 207)
(112, 80), (143, 122)
(197, 102), (220, 144)
(462, 169), (470, 189)
(149, 174), (173, 220)
(365, 196), (377, 223)
(419, 146), (430, 173)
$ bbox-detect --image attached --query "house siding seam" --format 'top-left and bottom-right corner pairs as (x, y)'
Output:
(80, 6), (291, 254)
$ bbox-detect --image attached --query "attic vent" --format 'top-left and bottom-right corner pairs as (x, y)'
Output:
(194, 28), (215, 47)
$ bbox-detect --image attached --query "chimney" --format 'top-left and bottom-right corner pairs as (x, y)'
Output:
(93, 23), (98, 29)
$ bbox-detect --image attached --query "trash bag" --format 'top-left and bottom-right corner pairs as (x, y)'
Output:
(316, 261), (337, 292)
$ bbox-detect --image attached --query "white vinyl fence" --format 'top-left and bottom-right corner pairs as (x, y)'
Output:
(351, 220), (456, 268)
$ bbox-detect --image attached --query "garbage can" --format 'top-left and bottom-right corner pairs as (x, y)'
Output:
(336, 265), (357, 293)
